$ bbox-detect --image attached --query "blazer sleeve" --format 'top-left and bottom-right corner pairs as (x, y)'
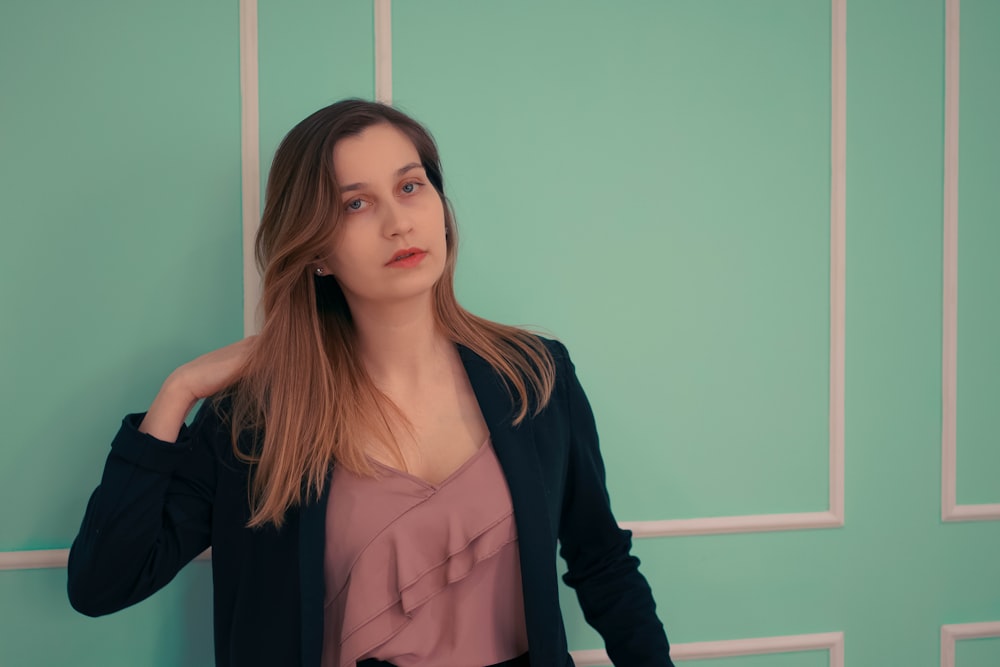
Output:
(67, 399), (222, 617)
(553, 340), (674, 666)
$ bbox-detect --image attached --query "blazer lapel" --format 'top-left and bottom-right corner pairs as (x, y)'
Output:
(458, 344), (563, 666)
(299, 470), (331, 667)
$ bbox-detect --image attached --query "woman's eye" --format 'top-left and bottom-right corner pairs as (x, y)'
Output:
(345, 198), (365, 211)
(401, 181), (421, 194)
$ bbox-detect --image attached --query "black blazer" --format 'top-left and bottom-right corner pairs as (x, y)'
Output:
(68, 337), (673, 666)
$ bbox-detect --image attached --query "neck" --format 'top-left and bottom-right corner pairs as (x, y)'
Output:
(347, 291), (453, 392)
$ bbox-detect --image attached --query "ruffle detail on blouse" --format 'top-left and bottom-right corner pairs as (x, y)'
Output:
(323, 441), (521, 667)
(396, 512), (516, 617)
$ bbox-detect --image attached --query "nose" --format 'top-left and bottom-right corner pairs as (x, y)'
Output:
(380, 197), (413, 238)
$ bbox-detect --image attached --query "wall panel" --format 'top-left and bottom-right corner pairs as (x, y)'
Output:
(955, 0), (1000, 506)
(955, 636), (1000, 667)
(258, 0), (375, 193)
(391, 0), (832, 524)
(0, 0), (243, 553)
(1, 1), (999, 666)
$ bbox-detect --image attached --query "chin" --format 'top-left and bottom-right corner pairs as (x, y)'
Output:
(388, 274), (444, 303)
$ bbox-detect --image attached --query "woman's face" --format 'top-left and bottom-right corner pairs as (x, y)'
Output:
(319, 123), (447, 307)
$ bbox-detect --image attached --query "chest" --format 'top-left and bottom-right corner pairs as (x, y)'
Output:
(374, 374), (491, 487)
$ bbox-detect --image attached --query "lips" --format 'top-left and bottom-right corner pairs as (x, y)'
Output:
(386, 247), (426, 265)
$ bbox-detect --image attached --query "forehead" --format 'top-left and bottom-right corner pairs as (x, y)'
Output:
(332, 123), (420, 182)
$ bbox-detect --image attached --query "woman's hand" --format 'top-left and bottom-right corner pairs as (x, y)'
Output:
(138, 336), (257, 443)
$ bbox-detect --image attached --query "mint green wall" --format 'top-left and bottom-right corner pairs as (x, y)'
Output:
(957, 637), (1000, 666)
(0, 1), (997, 666)
(0, 1), (239, 664)
(392, 0), (832, 522)
(956, 0), (1000, 506)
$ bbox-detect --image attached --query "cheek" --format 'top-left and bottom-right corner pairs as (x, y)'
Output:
(327, 230), (368, 274)
(425, 197), (446, 229)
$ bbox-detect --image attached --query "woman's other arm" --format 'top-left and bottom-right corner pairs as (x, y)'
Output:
(553, 340), (674, 666)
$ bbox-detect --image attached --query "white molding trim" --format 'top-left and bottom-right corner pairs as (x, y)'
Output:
(942, 622), (1000, 667)
(240, 0), (262, 336)
(572, 631), (844, 666)
(374, 0), (392, 104)
(941, 0), (1000, 523)
(622, 0), (847, 539)
(621, 511), (842, 539)
(0, 549), (70, 571)
(0, 548), (212, 572)
(5, 2), (846, 573)
(3, 2), (249, 577)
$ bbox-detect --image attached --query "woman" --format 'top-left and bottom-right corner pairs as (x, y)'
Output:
(68, 99), (673, 667)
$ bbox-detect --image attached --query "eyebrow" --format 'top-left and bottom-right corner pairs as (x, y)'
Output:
(339, 162), (424, 193)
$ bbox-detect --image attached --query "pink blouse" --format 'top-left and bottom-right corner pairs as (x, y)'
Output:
(321, 438), (529, 667)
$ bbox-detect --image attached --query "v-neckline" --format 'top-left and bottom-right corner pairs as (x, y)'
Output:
(300, 342), (564, 667)
(368, 435), (492, 491)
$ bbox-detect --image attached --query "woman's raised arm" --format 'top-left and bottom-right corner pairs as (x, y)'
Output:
(67, 337), (254, 617)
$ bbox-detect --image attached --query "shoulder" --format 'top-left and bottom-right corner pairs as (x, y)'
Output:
(536, 333), (569, 359)
(530, 333), (574, 379)
(523, 333), (581, 410)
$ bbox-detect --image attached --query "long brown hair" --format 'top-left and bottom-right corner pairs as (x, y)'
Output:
(225, 99), (555, 528)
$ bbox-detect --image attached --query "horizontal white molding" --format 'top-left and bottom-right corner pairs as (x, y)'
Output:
(622, 510), (842, 539)
(0, 548), (211, 572)
(945, 503), (1000, 521)
(5, 2), (846, 577)
(0, 513), (840, 569)
(623, 0), (846, 539)
(0, 549), (69, 571)
(572, 631), (844, 666)
(0, 512), (844, 569)
(941, 0), (999, 523)
(942, 622), (1000, 667)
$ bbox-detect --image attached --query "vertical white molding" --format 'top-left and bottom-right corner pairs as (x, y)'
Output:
(942, 622), (1000, 667)
(240, 0), (261, 336)
(572, 632), (845, 666)
(942, 0), (960, 521)
(941, 0), (959, 521)
(374, 0), (392, 104)
(0, 0), (260, 577)
(941, 0), (1000, 522)
(0, 0), (849, 569)
(621, 0), (846, 538)
(828, 0), (847, 526)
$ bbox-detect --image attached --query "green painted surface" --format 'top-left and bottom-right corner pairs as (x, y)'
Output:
(956, 636), (1000, 667)
(681, 651), (828, 667)
(1, 0), (998, 666)
(585, 648), (829, 667)
(393, 0), (832, 522)
(0, 1), (243, 554)
(956, 0), (1000, 506)
(0, 564), (213, 666)
(258, 0), (374, 196)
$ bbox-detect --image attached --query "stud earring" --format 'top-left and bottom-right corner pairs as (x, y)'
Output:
(315, 268), (323, 275)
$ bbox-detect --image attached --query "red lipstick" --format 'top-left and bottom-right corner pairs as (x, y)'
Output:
(386, 247), (427, 268)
